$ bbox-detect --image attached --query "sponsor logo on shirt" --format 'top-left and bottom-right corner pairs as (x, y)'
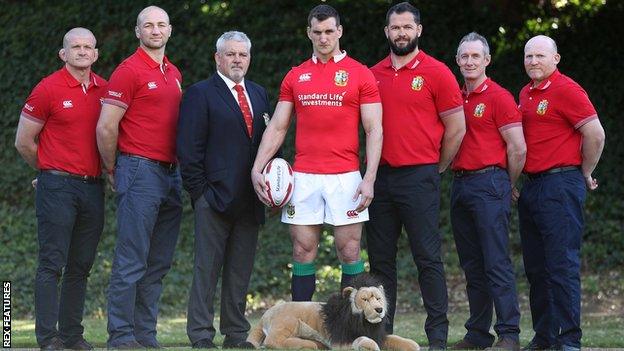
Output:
(473, 103), (486, 118)
(334, 70), (348, 86)
(537, 99), (548, 115)
(62, 100), (73, 109)
(108, 90), (123, 98)
(411, 76), (424, 91)
(346, 210), (359, 219)
(24, 103), (34, 112)
(299, 72), (312, 83)
(298, 73), (312, 82)
(297, 91), (346, 107)
(147, 82), (158, 90)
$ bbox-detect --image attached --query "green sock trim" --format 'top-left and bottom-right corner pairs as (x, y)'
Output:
(341, 260), (365, 275)
(292, 261), (316, 276)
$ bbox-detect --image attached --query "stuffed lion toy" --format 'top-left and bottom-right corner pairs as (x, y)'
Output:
(246, 275), (419, 351)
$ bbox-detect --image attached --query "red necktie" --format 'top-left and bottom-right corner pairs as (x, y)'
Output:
(234, 84), (253, 136)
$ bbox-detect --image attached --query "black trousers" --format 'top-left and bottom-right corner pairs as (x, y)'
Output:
(365, 164), (448, 344)
(186, 196), (259, 344)
(34, 172), (104, 346)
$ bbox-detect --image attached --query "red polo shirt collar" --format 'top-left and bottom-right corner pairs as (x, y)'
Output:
(60, 66), (101, 88)
(381, 49), (426, 70)
(136, 46), (171, 69)
(462, 77), (490, 98)
(530, 69), (561, 91)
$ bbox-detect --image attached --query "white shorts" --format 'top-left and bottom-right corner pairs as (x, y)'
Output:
(281, 171), (369, 226)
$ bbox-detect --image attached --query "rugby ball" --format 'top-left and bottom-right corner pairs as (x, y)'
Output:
(263, 158), (294, 208)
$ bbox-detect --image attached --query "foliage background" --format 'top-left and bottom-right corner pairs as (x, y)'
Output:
(1, 0), (622, 318)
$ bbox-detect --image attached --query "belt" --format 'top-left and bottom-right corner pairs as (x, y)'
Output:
(527, 166), (579, 180)
(41, 170), (101, 183)
(454, 166), (499, 178)
(120, 153), (177, 171)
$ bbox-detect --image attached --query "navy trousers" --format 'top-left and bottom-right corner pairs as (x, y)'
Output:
(34, 172), (104, 346)
(451, 168), (520, 347)
(519, 169), (585, 349)
(365, 164), (448, 346)
(107, 155), (182, 347)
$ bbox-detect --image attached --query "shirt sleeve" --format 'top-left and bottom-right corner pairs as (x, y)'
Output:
(559, 83), (598, 129)
(494, 90), (522, 130)
(278, 69), (295, 103)
(21, 81), (49, 123)
(358, 66), (381, 104)
(433, 67), (463, 118)
(103, 65), (136, 109)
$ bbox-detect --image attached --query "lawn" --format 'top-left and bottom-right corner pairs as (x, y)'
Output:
(10, 310), (624, 349)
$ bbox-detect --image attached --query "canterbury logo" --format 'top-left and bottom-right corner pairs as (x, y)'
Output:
(298, 73), (311, 82)
(346, 210), (359, 218)
(108, 90), (122, 98)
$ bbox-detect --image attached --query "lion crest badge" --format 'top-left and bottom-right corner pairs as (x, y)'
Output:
(286, 203), (295, 219)
(411, 76), (424, 91)
(334, 70), (348, 86)
(262, 112), (270, 126)
(473, 103), (486, 118)
(537, 99), (549, 115)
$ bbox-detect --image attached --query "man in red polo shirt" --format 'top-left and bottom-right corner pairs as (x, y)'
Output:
(518, 35), (605, 351)
(367, 2), (466, 348)
(450, 32), (526, 351)
(96, 6), (182, 349)
(251, 4), (382, 302)
(15, 27), (106, 351)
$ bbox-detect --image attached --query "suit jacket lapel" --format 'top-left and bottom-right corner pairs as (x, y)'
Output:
(212, 74), (250, 137)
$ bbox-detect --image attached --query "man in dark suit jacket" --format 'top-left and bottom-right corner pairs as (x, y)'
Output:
(177, 31), (271, 349)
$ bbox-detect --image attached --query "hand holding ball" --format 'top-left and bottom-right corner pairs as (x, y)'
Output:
(262, 158), (294, 208)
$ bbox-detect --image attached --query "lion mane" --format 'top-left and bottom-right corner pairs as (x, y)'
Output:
(321, 275), (387, 347)
(247, 274), (419, 351)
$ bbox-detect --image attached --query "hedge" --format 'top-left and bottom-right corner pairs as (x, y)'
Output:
(1, 0), (622, 318)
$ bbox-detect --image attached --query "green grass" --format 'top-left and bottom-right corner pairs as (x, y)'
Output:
(10, 311), (624, 349)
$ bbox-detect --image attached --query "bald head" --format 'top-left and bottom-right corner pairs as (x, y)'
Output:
(137, 6), (169, 27)
(524, 35), (560, 85)
(525, 35), (557, 54)
(63, 27), (96, 49)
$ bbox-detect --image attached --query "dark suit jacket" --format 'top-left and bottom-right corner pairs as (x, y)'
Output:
(177, 73), (271, 224)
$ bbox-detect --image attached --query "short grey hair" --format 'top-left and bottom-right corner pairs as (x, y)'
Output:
(457, 32), (490, 57)
(216, 31), (251, 53)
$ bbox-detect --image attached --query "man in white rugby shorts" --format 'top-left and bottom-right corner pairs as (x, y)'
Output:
(251, 4), (382, 301)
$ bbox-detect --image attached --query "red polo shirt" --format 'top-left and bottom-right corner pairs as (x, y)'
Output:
(21, 67), (107, 176)
(104, 47), (182, 163)
(519, 70), (598, 173)
(371, 50), (463, 167)
(452, 78), (522, 171)
(279, 52), (380, 174)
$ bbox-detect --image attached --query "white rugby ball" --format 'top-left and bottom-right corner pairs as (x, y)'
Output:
(263, 158), (294, 208)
